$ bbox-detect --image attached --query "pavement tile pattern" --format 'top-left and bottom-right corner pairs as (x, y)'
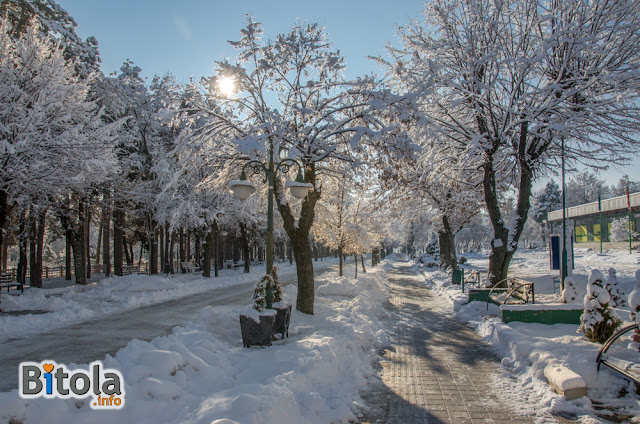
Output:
(360, 261), (571, 424)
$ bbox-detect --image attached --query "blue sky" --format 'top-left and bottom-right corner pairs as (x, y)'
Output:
(56, 0), (639, 187)
(56, 0), (425, 83)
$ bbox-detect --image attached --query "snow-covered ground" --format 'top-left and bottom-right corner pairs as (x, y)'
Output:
(0, 259), (338, 342)
(2, 248), (640, 424)
(418, 247), (640, 423)
(0, 262), (389, 424)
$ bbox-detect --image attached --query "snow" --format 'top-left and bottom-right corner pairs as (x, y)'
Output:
(544, 365), (586, 391)
(417, 247), (640, 420)
(0, 265), (390, 424)
(0, 263), (312, 342)
(2, 249), (639, 423)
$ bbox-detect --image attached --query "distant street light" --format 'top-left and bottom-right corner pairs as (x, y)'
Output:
(229, 145), (313, 308)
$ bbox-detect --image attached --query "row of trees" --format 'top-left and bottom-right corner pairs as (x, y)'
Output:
(0, 2), (404, 315)
(377, 0), (640, 285)
(3, 0), (640, 314)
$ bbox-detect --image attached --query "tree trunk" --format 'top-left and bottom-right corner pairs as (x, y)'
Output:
(95, 221), (102, 266)
(86, 202), (91, 278)
(354, 254), (358, 279)
(76, 199), (87, 285)
(159, 226), (165, 274)
(149, 218), (158, 275)
(438, 215), (458, 271)
(179, 228), (185, 263)
(29, 206), (46, 288)
(360, 255), (366, 273)
(484, 134), (535, 286)
(213, 222), (219, 277)
(272, 165), (320, 313)
(0, 189), (7, 266)
(17, 210), (27, 284)
(288, 241), (293, 264)
(102, 204), (111, 277)
(195, 232), (201, 269)
(338, 244), (344, 277)
(169, 230), (176, 273)
(59, 196), (87, 285)
(186, 230), (191, 262)
(203, 226), (213, 278)
(65, 232), (72, 280)
(240, 223), (250, 273)
(163, 225), (171, 274)
(113, 206), (124, 276)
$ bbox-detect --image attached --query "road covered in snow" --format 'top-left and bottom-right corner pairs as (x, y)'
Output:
(0, 258), (341, 393)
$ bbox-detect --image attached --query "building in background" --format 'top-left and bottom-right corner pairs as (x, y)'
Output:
(548, 192), (640, 245)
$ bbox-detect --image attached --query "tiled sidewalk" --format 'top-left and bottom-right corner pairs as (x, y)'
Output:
(360, 261), (569, 424)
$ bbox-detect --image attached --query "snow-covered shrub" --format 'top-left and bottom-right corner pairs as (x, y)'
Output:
(252, 267), (284, 311)
(629, 270), (640, 322)
(561, 276), (579, 304)
(578, 269), (622, 344)
(271, 266), (283, 303)
(605, 268), (625, 308)
(252, 276), (270, 311)
(610, 217), (630, 243)
(629, 271), (640, 351)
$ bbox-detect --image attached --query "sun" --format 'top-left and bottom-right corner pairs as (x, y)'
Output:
(217, 76), (236, 97)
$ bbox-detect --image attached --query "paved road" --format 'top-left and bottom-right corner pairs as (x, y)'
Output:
(0, 259), (339, 393)
(360, 260), (571, 424)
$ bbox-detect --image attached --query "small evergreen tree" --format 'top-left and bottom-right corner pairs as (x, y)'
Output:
(271, 266), (284, 303)
(605, 268), (625, 308)
(629, 270), (640, 322)
(561, 276), (579, 304)
(252, 276), (269, 312)
(579, 269), (622, 343)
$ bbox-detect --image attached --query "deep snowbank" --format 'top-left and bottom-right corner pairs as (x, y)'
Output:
(0, 267), (389, 424)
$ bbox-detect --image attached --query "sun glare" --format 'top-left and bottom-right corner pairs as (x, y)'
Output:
(217, 76), (236, 97)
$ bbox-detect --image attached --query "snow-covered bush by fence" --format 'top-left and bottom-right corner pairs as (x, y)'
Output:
(578, 269), (622, 344)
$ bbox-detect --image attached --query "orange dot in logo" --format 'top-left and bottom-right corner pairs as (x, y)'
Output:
(43, 364), (54, 373)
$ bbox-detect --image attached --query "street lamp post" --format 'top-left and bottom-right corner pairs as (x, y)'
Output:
(228, 144), (313, 308)
(561, 137), (568, 292)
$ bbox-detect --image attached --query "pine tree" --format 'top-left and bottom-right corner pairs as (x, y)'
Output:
(271, 266), (283, 303)
(252, 275), (269, 312)
(561, 276), (579, 304)
(579, 269), (622, 344)
(605, 268), (625, 308)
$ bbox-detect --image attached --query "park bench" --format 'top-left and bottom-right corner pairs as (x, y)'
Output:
(180, 262), (200, 274)
(121, 265), (148, 275)
(1, 272), (24, 293)
(224, 260), (243, 269)
(485, 277), (535, 309)
(596, 323), (640, 389)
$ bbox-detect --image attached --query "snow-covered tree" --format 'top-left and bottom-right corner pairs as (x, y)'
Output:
(605, 268), (625, 308)
(383, 0), (640, 286)
(532, 181), (562, 246)
(565, 171), (609, 208)
(579, 269), (622, 344)
(610, 217), (630, 243)
(0, 16), (114, 283)
(611, 175), (639, 198)
(0, 0), (100, 77)
(562, 276), (579, 304)
(186, 17), (411, 314)
(628, 270), (640, 323)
